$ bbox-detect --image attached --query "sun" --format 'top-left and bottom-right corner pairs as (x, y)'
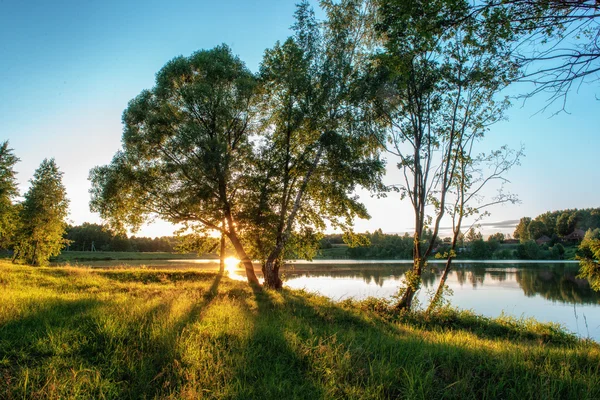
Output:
(224, 256), (240, 273)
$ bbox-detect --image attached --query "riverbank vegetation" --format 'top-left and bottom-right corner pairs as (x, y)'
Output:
(1, 261), (599, 399)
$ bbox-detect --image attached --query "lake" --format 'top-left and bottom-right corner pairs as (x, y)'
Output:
(83, 259), (600, 341)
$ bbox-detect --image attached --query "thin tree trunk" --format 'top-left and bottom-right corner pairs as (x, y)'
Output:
(228, 232), (259, 285)
(396, 235), (424, 310)
(219, 219), (226, 274)
(31, 240), (38, 266)
(427, 257), (453, 314)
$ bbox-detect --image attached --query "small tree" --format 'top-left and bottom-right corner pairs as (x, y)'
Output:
(13, 159), (69, 265)
(0, 141), (20, 250)
(578, 228), (600, 291)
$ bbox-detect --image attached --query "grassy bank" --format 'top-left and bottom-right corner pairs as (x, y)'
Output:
(1, 262), (599, 399)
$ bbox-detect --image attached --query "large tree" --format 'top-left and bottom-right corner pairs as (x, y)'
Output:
(13, 159), (69, 266)
(0, 141), (20, 250)
(90, 45), (261, 284)
(244, 0), (384, 288)
(370, 0), (517, 310)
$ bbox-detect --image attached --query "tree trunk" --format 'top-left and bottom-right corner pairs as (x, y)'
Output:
(427, 257), (453, 314)
(262, 257), (283, 290)
(396, 239), (425, 310)
(219, 231), (225, 274)
(228, 232), (259, 285)
(31, 240), (39, 266)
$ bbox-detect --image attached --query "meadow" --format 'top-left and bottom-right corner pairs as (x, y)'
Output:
(1, 261), (599, 399)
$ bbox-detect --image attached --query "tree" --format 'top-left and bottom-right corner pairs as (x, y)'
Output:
(513, 217), (531, 242)
(488, 232), (505, 243)
(0, 141), (20, 250)
(526, 219), (547, 240)
(427, 143), (521, 312)
(243, 0), (383, 288)
(89, 45), (261, 285)
(577, 228), (600, 290)
(13, 159), (69, 266)
(370, 0), (517, 310)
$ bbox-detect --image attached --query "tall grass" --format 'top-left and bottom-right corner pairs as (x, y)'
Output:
(0, 261), (598, 399)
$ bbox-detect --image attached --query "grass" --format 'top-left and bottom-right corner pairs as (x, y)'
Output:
(1, 261), (599, 399)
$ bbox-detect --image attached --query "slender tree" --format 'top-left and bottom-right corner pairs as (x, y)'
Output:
(427, 144), (522, 313)
(244, 0), (384, 288)
(13, 159), (69, 266)
(0, 141), (20, 250)
(370, 0), (517, 310)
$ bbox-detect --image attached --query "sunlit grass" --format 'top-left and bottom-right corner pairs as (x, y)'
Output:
(0, 261), (599, 399)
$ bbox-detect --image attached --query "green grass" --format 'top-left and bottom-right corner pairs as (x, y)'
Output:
(1, 261), (599, 399)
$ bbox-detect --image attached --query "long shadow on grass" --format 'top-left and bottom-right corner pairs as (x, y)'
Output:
(120, 271), (225, 398)
(227, 287), (324, 400)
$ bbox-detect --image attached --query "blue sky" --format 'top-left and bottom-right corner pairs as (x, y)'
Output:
(1, 0), (598, 238)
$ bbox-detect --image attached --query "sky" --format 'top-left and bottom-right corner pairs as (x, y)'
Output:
(1, 0), (598, 238)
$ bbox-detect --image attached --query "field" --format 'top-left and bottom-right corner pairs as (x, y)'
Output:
(1, 261), (599, 399)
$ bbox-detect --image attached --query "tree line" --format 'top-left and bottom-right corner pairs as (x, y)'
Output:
(514, 208), (600, 242)
(64, 223), (177, 253)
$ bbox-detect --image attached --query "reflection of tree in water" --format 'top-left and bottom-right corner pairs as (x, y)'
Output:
(448, 264), (486, 288)
(515, 266), (600, 305)
(285, 263), (600, 305)
(285, 264), (411, 287)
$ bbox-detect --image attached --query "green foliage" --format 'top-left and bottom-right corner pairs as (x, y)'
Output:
(346, 230), (414, 259)
(577, 229), (600, 291)
(0, 141), (20, 250)
(14, 159), (69, 266)
(513, 217), (531, 242)
(527, 219), (548, 240)
(488, 232), (505, 243)
(550, 243), (565, 260)
(89, 45), (257, 236)
(515, 240), (541, 260)
(516, 208), (600, 242)
(371, 0), (519, 309)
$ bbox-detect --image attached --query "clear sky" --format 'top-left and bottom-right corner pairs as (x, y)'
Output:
(1, 0), (598, 238)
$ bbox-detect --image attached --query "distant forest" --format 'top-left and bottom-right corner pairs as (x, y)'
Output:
(513, 208), (600, 242)
(64, 223), (177, 253)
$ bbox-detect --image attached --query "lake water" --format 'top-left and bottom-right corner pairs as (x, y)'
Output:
(280, 261), (600, 341)
(84, 259), (600, 341)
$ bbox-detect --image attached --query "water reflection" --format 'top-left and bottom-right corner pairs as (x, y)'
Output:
(283, 263), (600, 305)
